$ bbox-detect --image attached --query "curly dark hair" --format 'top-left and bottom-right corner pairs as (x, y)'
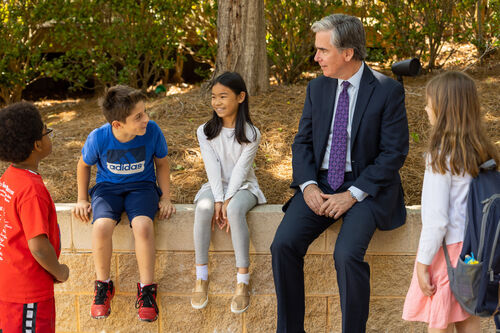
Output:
(100, 85), (146, 123)
(0, 102), (44, 163)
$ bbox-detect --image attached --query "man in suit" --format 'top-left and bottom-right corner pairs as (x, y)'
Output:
(270, 14), (409, 333)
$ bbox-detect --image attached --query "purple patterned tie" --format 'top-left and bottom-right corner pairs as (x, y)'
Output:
(327, 81), (350, 190)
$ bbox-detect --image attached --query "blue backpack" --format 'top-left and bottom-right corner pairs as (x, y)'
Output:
(443, 159), (500, 330)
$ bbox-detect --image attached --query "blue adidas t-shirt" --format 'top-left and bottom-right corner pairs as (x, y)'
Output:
(82, 120), (168, 184)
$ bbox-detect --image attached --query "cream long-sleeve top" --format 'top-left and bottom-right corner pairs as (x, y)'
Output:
(417, 157), (472, 265)
(194, 123), (266, 204)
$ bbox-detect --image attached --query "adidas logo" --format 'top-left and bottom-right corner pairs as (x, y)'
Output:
(107, 161), (145, 174)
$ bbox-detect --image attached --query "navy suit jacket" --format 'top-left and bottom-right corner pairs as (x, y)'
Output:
(288, 65), (409, 230)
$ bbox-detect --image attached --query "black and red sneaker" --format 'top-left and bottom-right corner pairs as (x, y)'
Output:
(135, 283), (159, 322)
(90, 280), (115, 319)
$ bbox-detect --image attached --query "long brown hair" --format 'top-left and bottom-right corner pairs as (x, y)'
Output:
(426, 71), (498, 177)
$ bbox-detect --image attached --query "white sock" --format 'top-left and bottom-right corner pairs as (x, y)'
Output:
(100, 278), (111, 283)
(196, 265), (208, 281)
(237, 272), (250, 285)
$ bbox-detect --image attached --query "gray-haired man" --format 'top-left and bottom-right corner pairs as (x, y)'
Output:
(271, 14), (409, 332)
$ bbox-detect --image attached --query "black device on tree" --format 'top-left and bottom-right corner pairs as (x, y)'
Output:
(391, 58), (421, 86)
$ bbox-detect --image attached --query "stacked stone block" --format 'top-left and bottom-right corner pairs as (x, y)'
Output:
(53, 204), (497, 332)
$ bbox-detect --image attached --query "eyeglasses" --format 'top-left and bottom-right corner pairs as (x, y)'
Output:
(42, 127), (54, 138)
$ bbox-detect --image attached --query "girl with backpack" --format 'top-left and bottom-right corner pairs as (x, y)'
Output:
(402, 71), (499, 332)
(190, 72), (266, 313)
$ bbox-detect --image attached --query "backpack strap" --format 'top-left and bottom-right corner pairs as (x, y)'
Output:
(480, 159), (497, 171)
(479, 194), (500, 262)
(442, 239), (453, 269)
(444, 177), (498, 266)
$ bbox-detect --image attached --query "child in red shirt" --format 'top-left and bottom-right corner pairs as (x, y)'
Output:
(0, 102), (69, 333)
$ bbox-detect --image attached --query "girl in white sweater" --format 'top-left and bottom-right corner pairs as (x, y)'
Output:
(403, 71), (498, 332)
(190, 72), (266, 313)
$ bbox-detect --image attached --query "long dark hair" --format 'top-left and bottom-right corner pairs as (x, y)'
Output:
(204, 71), (256, 144)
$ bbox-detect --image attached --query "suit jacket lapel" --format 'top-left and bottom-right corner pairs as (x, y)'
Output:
(316, 77), (337, 163)
(351, 66), (375, 146)
(317, 79), (337, 138)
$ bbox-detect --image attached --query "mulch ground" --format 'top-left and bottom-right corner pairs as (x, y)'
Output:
(1, 47), (498, 206)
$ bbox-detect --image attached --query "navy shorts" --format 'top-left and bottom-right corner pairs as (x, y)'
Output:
(89, 181), (162, 226)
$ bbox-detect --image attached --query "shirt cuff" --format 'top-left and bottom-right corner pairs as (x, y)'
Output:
(348, 186), (368, 202)
(300, 181), (317, 192)
(416, 249), (435, 266)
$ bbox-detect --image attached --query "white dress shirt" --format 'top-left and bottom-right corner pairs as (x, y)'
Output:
(417, 157), (472, 265)
(194, 123), (266, 204)
(300, 62), (368, 201)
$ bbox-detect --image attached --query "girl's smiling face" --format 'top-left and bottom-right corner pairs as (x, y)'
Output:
(211, 83), (245, 128)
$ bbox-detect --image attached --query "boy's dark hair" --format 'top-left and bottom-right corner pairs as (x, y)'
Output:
(0, 102), (44, 163)
(204, 71), (256, 144)
(100, 85), (146, 123)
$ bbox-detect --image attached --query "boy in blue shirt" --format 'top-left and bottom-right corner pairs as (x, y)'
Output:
(72, 85), (175, 322)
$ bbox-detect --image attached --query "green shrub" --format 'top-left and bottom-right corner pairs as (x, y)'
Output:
(0, 1), (57, 104)
(1, 0), (498, 102)
(456, 0), (500, 58)
(264, 0), (459, 80)
(368, 0), (426, 62)
(180, 0), (217, 80)
(265, 0), (343, 84)
(49, 0), (194, 91)
(368, 0), (458, 69)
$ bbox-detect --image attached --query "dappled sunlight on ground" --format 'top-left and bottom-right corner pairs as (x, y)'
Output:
(64, 140), (85, 149)
(485, 113), (499, 121)
(166, 83), (197, 96)
(34, 99), (83, 108)
(47, 110), (78, 125)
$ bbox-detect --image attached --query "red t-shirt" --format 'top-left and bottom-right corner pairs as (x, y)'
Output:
(0, 166), (61, 303)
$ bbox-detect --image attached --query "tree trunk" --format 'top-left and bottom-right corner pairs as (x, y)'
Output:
(215, 0), (268, 96)
(475, 0), (484, 56)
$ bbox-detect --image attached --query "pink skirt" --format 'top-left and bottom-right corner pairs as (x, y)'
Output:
(402, 242), (470, 329)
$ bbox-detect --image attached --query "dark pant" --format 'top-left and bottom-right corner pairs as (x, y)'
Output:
(271, 173), (376, 333)
(90, 181), (162, 225)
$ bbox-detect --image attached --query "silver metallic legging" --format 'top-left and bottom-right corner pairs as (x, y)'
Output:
(194, 189), (257, 268)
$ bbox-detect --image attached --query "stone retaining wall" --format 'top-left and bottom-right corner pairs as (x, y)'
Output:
(53, 204), (496, 333)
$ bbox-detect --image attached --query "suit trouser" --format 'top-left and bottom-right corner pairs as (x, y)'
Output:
(271, 172), (376, 333)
